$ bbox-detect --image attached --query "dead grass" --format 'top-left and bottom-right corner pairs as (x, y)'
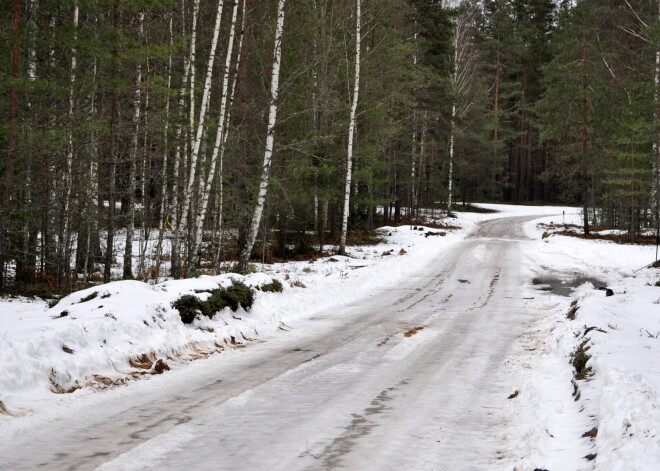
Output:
(45, 338), (248, 396)
(582, 427), (598, 438)
(453, 204), (499, 214)
(539, 223), (658, 245)
(404, 216), (462, 230)
(0, 400), (14, 416)
(554, 230), (657, 245)
(377, 336), (392, 347)
(403, 326), (425, 337)
(129, 353), (156, 370)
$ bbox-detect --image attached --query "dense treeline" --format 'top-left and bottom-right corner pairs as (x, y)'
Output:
(0, 0), (658, 292)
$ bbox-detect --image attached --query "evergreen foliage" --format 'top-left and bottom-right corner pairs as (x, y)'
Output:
(1, 0), (658, 293)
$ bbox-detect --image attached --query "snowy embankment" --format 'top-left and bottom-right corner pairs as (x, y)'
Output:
(1, 206), (530, 417)
(504, 212), (660, 471)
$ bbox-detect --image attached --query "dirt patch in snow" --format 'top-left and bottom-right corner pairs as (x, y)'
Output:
(0, 400), (15, 416)
(403, 326), (425, 337)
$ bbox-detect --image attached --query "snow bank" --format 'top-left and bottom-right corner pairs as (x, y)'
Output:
(505, 212), (660, 471)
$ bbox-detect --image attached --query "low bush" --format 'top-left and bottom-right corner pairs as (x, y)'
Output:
(79, 291), (99, 303)
(572, 340), (592, 380)
(224, 280), (255, 310)
(259, 279), (283, 293)
(174, 280), (255, 324)
(172, 295), (208, 324)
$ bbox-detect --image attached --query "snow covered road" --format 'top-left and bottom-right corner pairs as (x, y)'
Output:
(1, 215), (547, 470)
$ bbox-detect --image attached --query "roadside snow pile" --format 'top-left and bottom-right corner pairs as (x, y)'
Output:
(0, 274), (285, 412)
(505, 213), (660, 471)
(571, 280), (660, 470)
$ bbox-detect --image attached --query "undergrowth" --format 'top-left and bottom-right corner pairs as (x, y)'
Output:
(259, 279), (283, 293)
(572, 340), (592, 380)
(173, 280), (255, 324)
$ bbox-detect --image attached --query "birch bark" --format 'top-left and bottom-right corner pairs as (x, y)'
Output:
(177, 0), (226, 271)
(190, 0), (241, 269)
(104, 1), (120, 283)
(339, 0), (362, 254)
(123, 11), (144, 279)
(54, 2), (80, 280)
(237, 0), (287, 274)
(155, 14), (175, 282)
(171, 0), (193, 278)
(447, 7), (479, 214)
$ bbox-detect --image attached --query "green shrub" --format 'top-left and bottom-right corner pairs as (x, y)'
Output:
(48, 298), (61, 309)
(173, 280), (255, 324)
(79, 291), (99, 303)
(224, 280), (255, 310)
(572, 341), (592, 380)
(172, 295), (207, 324)
(260, 279), (283, 293)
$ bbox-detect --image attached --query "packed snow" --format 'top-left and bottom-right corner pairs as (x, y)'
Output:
(1, 204), (658, 470)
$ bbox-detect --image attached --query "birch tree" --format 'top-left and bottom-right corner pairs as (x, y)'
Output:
(338, 0), (362, 255)
(176, 0), (226, 272)
(237, 0), (287, 274)
(447, 4), (480, 214)
(190, 0), (242, 269)
(123, 11), (144, 279)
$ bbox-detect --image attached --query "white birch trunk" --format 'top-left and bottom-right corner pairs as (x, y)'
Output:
(83, 54), (99, 282)
(170, 0), (193, 277)
(410, 29), (419, 219)
(417, 112), (428, 212)
(138, 62), (151, 280)
(190, 0), (241, 268)
(177, 0), (226, 266)
(123, 11), (144, 279)
(447, 104), (456, 213)
(155, 14), (175, 282)
(446, 8), (479, 214)
(61, 2), (79, 274)
(339, 0), (362, 254)
(214, 0), (248, 270)
(237, 0), (287, 274)
(188, 0), (200, 151)
(27, 0), (37, 83)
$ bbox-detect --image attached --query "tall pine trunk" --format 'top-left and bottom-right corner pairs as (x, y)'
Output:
(0, 0), (21, 289)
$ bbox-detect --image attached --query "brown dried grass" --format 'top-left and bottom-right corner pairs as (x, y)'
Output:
(403, 326), (425, 337)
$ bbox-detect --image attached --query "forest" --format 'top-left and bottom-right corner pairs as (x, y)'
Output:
(1, 0), (658, 293)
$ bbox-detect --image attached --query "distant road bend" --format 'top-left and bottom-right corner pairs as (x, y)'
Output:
(2, 215), (544, 471)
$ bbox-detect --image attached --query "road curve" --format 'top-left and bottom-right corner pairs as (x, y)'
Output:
(1, 215), (544, 471)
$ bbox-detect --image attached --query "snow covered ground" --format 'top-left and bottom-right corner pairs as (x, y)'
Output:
(0, 206), (494, 415)
(1, 204), (658, 470)
(503, 212), (660, 471)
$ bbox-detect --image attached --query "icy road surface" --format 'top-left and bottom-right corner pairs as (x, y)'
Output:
(2, 216), (545, 470)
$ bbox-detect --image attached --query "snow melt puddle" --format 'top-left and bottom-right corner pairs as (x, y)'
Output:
(532, 275), (606, 296)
